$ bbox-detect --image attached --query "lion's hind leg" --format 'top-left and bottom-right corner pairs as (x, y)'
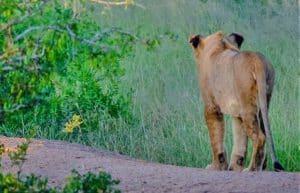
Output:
(242, 114), (266, 171)
(229, 117), (248, 171)
(205, 107), (228, 171)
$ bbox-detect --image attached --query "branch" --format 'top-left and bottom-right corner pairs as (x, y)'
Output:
(100, 27), (139, 41)
(0, 13), (31, 33)
(12, 24), (110, 50)
(1, 44), (45, 70)
(66, 25), (98, 45)
(90, 0), (145, 9)
(0, 104), (27, 113)
(66, 25), (139, 45)
(10, 24), (140, 62)
(14, 26), (43, 42)
(0, 0), (51, 33)
(114, 28), (139, 40)
(90, 0), (128, 6)
(14, 26), (64, 42)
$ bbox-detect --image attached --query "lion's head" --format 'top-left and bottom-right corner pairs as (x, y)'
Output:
(189, 31), (244, 56)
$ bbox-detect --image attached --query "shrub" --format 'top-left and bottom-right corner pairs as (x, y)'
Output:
(0, 0), (135, 127)
(0, 139), (121, 193)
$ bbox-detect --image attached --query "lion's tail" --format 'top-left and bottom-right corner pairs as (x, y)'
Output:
(254, 58), (284, 172)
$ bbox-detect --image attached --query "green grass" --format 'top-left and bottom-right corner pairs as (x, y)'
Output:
(91, 0), (299, 171)
(1, 0), (299, 171)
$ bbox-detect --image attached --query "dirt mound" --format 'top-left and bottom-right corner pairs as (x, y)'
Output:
(0, 136), (299, 193)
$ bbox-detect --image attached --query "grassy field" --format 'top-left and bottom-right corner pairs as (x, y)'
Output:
(1, 0), (299, 171)
(91, 0), (299, 171)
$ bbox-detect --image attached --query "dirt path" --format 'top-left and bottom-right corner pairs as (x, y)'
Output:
(0, 136), (299, 193)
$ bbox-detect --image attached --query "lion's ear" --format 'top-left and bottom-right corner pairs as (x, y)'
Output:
(228, 33), (244, 49)
(189, 34), (202, 49)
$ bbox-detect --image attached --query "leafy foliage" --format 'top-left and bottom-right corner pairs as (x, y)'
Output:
(0, 0), (135, 125)
(0, 173), (57, 193)
(63, 170), (120, 193)
(0, 139), (120, 193)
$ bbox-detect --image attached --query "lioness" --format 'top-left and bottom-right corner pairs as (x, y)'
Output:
(189, 31), (284, 171)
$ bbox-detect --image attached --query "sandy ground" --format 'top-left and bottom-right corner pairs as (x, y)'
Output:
(0, 136), (299, 193)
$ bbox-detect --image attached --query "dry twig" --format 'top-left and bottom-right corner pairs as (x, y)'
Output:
(90, 0), (145, 9)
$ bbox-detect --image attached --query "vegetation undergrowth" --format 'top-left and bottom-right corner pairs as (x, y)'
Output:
(0, 0), (136, 140)
(0, 0), (299, 173)
(0, 137), (120, 193)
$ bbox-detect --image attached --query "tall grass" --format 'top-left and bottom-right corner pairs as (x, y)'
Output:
(91, 0), (299, 171)
(1, 0), (299, 171)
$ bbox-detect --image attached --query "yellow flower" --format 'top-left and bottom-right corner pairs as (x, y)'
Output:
(63, 114), (83, 133)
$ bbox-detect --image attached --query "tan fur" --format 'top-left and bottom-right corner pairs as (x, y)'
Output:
(189, 31), (282, 171)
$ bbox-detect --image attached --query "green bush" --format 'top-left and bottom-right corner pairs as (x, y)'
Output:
(63, 170), (120, 193)
(0, 172), (121, 193)
(0, 140), (121, 193)
(0, 0), (134, 127)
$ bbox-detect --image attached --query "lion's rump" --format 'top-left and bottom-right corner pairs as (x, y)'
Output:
(208, 51), (254, 116)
